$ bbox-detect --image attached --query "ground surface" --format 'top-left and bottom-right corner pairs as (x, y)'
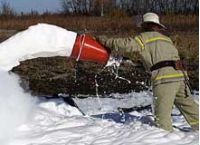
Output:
(10, 92), (199, 145)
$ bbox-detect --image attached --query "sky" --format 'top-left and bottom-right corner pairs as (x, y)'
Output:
(1, 0), (61, 14)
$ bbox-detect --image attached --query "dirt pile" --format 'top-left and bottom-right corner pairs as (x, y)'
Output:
(12, 57), (150, 96)
(12, 56), (198, 96)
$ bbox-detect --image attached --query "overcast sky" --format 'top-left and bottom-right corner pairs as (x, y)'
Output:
(1, 0), (61, 13)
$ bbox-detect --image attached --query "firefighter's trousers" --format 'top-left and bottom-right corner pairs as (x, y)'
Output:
(153, 81), (199, 131)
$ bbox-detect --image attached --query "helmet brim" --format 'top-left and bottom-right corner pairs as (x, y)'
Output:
(141, 21), (167, 29)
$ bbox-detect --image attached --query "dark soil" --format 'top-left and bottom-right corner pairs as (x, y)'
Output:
(12, 56), (198, 97)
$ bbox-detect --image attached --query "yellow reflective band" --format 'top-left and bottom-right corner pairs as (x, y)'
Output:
(155, 73), (184, 81)
(190, 121), (199, 125)
(145, 37), (172, 44)
(135, 36), (144, 50)
(135, 36), (172, 50)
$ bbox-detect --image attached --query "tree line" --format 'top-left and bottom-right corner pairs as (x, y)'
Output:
(61, 0), (199, 16)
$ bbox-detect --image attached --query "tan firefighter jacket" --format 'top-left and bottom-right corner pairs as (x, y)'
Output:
(98, 31), (185, 86)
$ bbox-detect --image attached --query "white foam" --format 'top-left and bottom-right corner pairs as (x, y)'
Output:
(9, 93), (199, 145)
(0, 70), (37, 145)
(0, 23), (77, 144)
(0, 23), (77, 71)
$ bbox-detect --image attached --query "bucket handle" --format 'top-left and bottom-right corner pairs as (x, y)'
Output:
(76, 34), (86, 61)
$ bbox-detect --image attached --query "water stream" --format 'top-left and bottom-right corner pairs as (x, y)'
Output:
(94, 56), (132, 110)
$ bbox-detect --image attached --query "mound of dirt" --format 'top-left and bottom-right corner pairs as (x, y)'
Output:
(12, 57), (150, 96)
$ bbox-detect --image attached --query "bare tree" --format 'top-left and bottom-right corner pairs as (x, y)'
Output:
(193, 0), (199, 14)
(0, 1), (15, 17)
(60, 0), (198, 15)
(61, 0), (95, 15)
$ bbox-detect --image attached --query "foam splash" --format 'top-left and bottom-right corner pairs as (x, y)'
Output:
(106, 56), (131, 83)
(0, 23), (77, 144)
(0, 70), (37, 145)
(0, 23), (77, 71)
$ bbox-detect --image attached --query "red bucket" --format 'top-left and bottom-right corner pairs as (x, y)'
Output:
(71, 34), (110, 64)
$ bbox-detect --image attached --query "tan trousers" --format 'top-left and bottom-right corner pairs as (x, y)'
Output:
(153, 81), (199, 131)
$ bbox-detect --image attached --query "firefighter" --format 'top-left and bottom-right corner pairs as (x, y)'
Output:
(97, 12), (199, 131)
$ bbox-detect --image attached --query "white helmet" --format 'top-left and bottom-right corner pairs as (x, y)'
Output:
(142, 12), (166, 29)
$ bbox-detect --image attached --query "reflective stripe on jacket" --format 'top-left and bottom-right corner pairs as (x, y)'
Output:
(134, 32), (184, 85)
(98, 31), (185, 85)
(135, 36), (172, 50)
